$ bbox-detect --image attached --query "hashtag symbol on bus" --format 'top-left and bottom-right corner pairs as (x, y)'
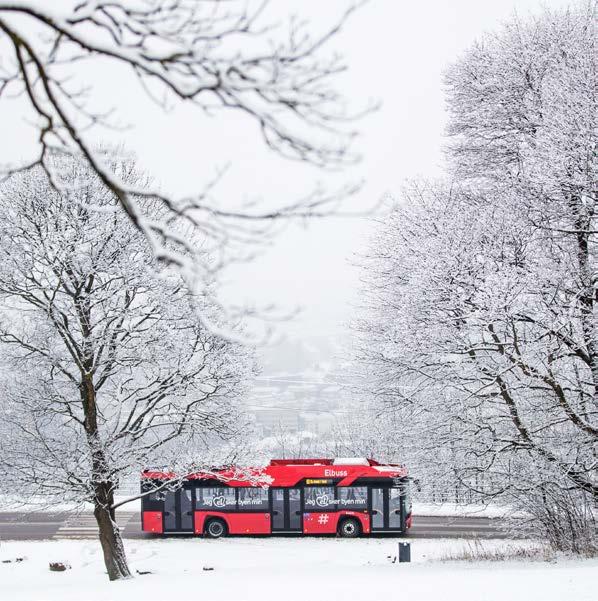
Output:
(317, 514), (329, 525)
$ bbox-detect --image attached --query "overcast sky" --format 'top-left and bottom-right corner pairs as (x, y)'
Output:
(1, 0), (574, 363)
(215, 0), (574, 348)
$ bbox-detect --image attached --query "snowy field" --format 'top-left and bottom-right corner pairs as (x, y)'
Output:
(1, 537), (596, 601)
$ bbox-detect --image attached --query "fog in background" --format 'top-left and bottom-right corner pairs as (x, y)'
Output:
(0, 0), (574, 433)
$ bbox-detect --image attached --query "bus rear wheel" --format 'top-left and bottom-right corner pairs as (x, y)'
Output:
(205, 518), (227, 539)
(338, 518), (360, 538)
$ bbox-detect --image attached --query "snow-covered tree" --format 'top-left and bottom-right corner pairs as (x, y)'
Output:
(443, 1), (597, 499)
(0, 1), (366, 285)
(352, 3), (597, 551)
(0, 154), (255, 579)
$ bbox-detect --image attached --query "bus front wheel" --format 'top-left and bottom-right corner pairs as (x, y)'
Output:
(338, 518), (361, 538)
(205, 518), (227, 539)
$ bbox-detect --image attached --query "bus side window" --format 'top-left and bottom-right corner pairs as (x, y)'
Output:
(196, 487), (236, 510)
(237, 487), (269, 511)
(304, 487), (336, 510)
(338, 487), (367, 509)
(389, 488), (402, 514)
(141, 481), (166, 509)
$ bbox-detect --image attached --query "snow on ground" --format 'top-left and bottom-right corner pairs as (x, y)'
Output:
(1, 537), (596, 601)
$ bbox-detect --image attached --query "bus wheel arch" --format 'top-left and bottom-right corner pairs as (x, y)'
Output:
(204, 517), (228, 538)
(338, 516), (361, 538)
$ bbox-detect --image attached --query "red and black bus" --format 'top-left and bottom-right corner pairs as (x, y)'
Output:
(141, 457), (412, 538)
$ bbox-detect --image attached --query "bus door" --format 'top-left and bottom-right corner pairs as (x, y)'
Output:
(163, 488), (194, 533)
(370, 487), (405, 532)
(271, 488), (302, 532)
(388, 488), (403, 530)
(370, 487), (386, 531)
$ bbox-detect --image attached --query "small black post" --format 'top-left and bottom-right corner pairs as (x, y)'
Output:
(398, 541), (411, 563)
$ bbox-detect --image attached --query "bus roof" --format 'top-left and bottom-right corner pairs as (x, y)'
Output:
(268, 458), (381, 467)
(142, 458), (407, 487)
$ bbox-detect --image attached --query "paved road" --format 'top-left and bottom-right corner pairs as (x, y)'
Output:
(409, 515), (511, 539)
(0, 511), (510, 541)
(0, 511), (143, 541)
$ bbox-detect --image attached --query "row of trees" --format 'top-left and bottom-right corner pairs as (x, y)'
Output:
(352, 2), (597, 552)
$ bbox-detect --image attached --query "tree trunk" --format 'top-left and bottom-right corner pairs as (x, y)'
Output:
(80, 370), (132, 580)
(94, 482), (131, 581)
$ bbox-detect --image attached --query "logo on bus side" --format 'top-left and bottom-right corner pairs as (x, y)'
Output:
(212, 496), (226, 508)
(315, 493), (332, 507)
